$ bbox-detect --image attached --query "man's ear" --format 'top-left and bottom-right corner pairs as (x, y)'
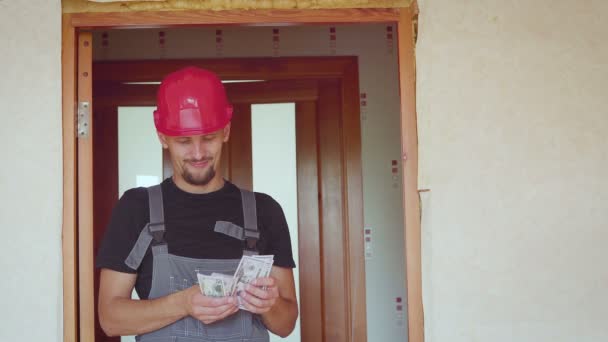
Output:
(157, 133), (169, 149)
(223, 123), (231, 143)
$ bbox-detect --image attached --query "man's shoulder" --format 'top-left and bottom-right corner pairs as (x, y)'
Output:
(105, 186), (153, 238)
(221, 182), (283, 213)
(252, 191), (277, 204)
(122, 179), (172, 201)
(120, 186), (149, 202)
(251, 191), (284, 216)
(115, 186), (151, 215)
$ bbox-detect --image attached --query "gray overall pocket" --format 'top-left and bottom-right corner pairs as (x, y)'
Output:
(166, 256), (248, 340)
(200, 310), (246, 340)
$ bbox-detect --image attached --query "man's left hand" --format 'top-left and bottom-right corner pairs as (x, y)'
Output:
(238, 277), (279, 314)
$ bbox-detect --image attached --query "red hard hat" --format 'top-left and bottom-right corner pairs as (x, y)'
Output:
(154, 67), (233, 136)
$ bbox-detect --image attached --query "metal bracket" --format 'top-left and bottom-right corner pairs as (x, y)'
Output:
(77, 102), (90, 138)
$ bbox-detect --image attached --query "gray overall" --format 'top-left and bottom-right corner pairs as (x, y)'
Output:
(125, 184), (270, 342)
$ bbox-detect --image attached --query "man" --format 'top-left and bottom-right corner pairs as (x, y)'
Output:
(96, 66), (299, 341)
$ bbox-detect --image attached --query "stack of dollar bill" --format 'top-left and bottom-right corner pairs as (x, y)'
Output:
(197, 255), (274, 310)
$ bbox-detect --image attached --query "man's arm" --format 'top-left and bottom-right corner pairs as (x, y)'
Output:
(98, 269), (239, 337)
(238, 266), (299, 337)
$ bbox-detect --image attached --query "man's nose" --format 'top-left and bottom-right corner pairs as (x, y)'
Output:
(191, 141), (205, 160)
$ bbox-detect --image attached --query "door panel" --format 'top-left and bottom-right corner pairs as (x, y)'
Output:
(226, 103), (252, 190)
(317, 79), (349, 340)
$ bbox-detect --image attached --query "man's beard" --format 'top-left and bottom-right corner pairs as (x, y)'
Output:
(182, 159), (216, 186)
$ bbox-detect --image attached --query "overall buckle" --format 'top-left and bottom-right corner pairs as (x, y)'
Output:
(244, 228), (260, 252)
(148, 222), (166, 244)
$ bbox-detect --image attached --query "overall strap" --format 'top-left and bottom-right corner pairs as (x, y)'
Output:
(213, 188), (261, 255)
(125, 184), (167, 270)
(241, 189), (260, 256)
(147, 184), (166, 245)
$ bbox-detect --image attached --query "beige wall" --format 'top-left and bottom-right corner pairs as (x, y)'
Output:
(1, 1), (606, 341)
(0, 0), (63, 341)
(416, 0), (608, 341)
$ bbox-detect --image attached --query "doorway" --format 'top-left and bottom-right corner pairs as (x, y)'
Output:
(62, 8), (421, 342)
(91, 58), (365, 342)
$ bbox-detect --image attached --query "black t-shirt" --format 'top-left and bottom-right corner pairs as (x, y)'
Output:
(95, 178), (296, 299)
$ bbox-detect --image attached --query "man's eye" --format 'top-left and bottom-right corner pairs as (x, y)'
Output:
(177, 139), (189, 144)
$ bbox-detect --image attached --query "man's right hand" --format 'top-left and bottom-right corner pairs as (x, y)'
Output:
(182, 285), (239, 324)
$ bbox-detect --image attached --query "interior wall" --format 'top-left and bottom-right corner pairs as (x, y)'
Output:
(92, 23), (407, 341)
(416, 0), (608, 341)
(0, 1), (63, 341)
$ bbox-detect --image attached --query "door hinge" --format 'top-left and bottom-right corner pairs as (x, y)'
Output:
(77, 101), (90, 138)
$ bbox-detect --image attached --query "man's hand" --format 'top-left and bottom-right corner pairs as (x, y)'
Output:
(183, 285), (239, 324)
(237, 277), (279, 314)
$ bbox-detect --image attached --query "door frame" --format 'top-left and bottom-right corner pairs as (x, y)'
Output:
(61, 7), (421, 342)
(93, 75), (350, 342)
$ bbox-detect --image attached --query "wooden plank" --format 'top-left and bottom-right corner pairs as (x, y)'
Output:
(228, 104), (253, 190)
(93, 83), (157, 106)
(296, 101), (324, 342)
(92, 79), (319, 106)
(93, 57), (356, 82)
(318, 79), (348, 341)
(61, 13), (78, 342)
(341, 59), (367, 342)
(77, 31), (95, 342)
(226, 80), (319, 104)
(397, 7), (424, 342)
(70, 8), (400, 29)
(92, 104), (120, 342)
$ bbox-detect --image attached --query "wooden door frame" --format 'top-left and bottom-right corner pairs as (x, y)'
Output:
(61, 8), (421, 342)
(92, 76), (340, 342)
(89, 59), (364, 342)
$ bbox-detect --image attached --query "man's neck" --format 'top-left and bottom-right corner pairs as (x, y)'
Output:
(171, 175), (225, 194)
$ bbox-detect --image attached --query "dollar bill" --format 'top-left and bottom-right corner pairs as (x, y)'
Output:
(251, 254), (274, 261)
(195, 254), (274, 307)
(211, 272), (235, 293)
(231, 255), (274, 297)
(197, 273), (227, 297)
(251, 255), (274, 288)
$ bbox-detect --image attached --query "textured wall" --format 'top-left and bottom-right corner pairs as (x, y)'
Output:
(0, 0), (63, 341)
(63, 0), (412, 13)
(416, 0), (608, 341)
(92, 23), (407, 341)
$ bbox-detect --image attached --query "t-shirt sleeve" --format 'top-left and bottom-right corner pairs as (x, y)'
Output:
(257, 193), (296, 269)
(95, 187), (149, 273)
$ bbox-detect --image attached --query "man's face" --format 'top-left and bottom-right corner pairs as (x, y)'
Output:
(159, 124), (231, 187)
